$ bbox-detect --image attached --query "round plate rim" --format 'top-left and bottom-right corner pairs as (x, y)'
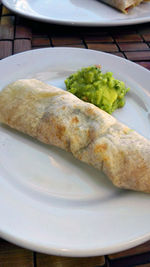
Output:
(0, 47), (150, 257)
(1, 0), (150, 26)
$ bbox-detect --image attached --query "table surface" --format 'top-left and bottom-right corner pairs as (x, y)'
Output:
(0, 2), (150, 267)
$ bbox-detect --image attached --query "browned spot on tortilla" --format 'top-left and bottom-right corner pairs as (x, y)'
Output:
(121, 160), (149, 191)
(64, 139), (71, 152)
(61, 106), (66, 110)
(56, 124), (66, 140)
(77, 154), (82, 160)
(123, 127), (129, 134)
(87, 129), (91, 138)
(37, 113), (66, 147)
(94, 143), (107, 153)
(87, 128), (96, 142)
(103, 156), (109, 162)
(86, 107), (97, 116)
(42, 112), (51, 122)
(131, 159), (148, 178)
(71, 116), (79, 123)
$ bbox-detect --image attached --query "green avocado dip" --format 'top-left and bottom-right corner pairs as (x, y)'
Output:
(65, 65), (130, 114)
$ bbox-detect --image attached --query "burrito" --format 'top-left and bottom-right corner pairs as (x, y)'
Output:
(0, 79), (150, 193)
(100, 0), (149, 13)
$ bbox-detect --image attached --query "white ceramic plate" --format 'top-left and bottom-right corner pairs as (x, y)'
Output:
(0, 47), (150, 257)
(2, 0), (150, 26)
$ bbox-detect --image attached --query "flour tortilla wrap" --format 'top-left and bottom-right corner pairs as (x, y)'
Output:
(0, 79), (150, 193)
(100, 0), (148, 12)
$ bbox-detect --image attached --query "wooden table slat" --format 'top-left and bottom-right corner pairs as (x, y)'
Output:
(134, 264), (150, 267)
(0, 15), (15, 26)
(118, 42), (150, 51)
(14, 39), (32, 54)
(0, 240), (34, 267)
(109, 241), (150, 259)
(36, 254), (105, 267)
(0, 24), (14, 40)
(87, 43), (119, 52)
(32, 37), (51, 47)
(142, 33), (150, 42)
(113, 33), (143, 42)
(2, 6), (12, 15)
(51, 36), (83, 46)
(84, 35), (113, 43)
(125, 51), (150, 61)
(0, 40), (12, 59)
(15, 25), (32, 39)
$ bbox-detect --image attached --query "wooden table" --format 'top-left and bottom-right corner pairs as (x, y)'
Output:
(0, 3), (150, 266)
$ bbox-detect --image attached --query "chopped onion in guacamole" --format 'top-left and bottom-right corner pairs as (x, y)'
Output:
(65, 65), (130, 114)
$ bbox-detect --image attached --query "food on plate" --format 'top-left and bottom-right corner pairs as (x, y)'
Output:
(99, 0), (149, 13)
(0, 79), (150, 193)
(65, 65), (129, 114)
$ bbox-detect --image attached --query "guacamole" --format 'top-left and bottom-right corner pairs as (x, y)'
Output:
(65, 65), (130, 114)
